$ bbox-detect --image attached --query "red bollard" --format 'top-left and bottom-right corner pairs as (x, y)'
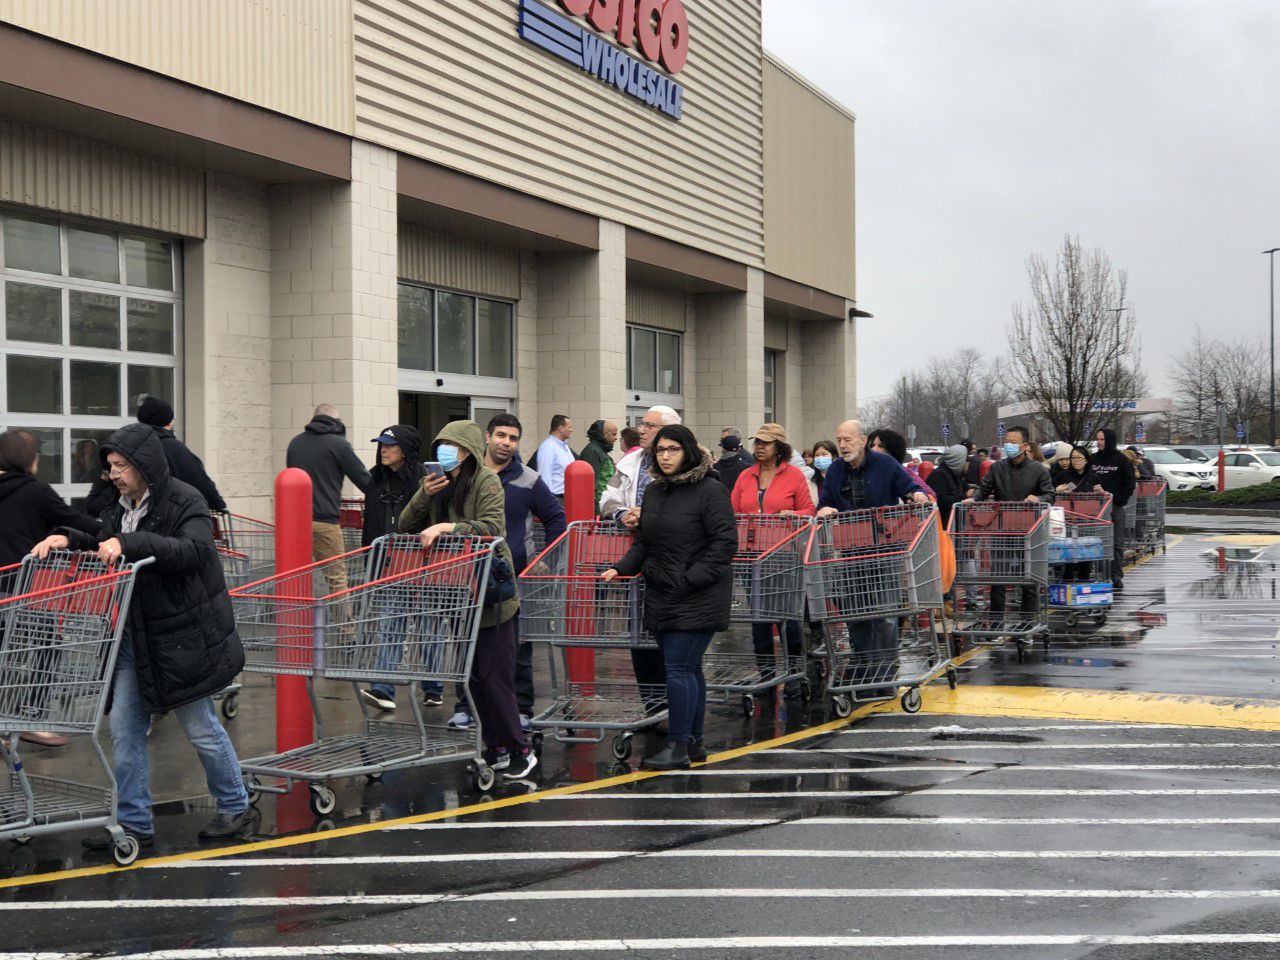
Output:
(563, 460), (597, 685)
(1218, 448), (1226, 493)
(274, 468), (314, 753)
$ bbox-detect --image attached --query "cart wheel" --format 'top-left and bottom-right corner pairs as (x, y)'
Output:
(314, 819), (336, 833)
(1015, 642), (1027, 664)
(308, 785), (337, 817)
(244, 777), (262, 806)
(901, 688), (922, 714)
(741, 694), (756, 719)
(946, 668), (958, 691)
(220, 694), (239, 721)
(112, 834), (140, 867)
(1064, 612), (1079, 629)
(799, 679), (813, 702)
(471, 764), (496, 793)
(611, 734), (632, 761)
(1095, 612), (1108, 626)
(531, 731), (544, 754)
(832, 696), (853, 719)
(365, 773), (382, 784)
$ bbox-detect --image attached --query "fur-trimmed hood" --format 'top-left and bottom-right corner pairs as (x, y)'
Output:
(648, 448), (715, 487)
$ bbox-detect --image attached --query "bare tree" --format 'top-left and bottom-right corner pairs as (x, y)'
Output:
(1168, 331), (1270, 443)
(858, 349), (1011, 445)
(1008, 235), (1141, 441)
(1168, 327), (1220, 443)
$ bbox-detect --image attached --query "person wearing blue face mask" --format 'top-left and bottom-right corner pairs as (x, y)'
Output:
(809, 439), (838, 505)
(968, 424), (1055, 620)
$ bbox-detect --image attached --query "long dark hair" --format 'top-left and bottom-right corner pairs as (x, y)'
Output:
(652, 424), (703, 477)
(434, 440), (478, 517)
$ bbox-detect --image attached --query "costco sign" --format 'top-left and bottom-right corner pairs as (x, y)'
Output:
(519, 0), (688, 120)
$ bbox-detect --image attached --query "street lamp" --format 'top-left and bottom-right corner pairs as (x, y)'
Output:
(1265, 248), (1280, 445)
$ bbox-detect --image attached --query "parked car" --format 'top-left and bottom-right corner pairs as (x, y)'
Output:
(907, 447), (944, 465)
(1171, 446), (1212, 463)
(1222, 449), (1280, 490)
(1140, 446), (1217, 492)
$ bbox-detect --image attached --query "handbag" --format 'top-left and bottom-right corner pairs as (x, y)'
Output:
(482, 550), (516, 608)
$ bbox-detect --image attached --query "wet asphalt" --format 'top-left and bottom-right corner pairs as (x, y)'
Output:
(4, 512), (1280, 959)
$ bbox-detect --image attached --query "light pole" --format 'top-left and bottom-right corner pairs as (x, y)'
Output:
(1265, 248), (1279, 445)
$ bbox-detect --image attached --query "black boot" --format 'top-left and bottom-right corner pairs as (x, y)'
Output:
(688, 738), (707, 763)
(641, 741), (691, 771)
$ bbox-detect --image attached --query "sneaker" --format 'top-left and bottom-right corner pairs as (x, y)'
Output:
(447, 711), (473, 730)
(519, 714), (532, 733)
(423, 692), (444, 707)
(360, 689), (396, 712)
(485, 749), (511, 771)
(688, 738), (708, 763)
(82, 827), (154, 853)
(198, 808), (257, 841)
(503, 750), (539, 780)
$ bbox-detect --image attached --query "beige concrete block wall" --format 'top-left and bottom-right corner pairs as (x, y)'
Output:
(268, 141), (399, 484)
(184, 173), (274, 518)
(534, 219), (627, 460)
(514, 251), (539, 445)
(785, 317), (807, 446)
(690, 268), (765, 447)
(800, 313), (858, 446)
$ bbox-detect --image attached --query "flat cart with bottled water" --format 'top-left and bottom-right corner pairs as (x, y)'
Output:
(703, 514), (813, 717)
(231, 534), (502, 807)
(0, 552), (150, 865)
(1047, 507), (1114, 631)
(1131, 478), (1167, 558)
(949, 501), (1050, 662)
(803, 503), (953, 717)
(519, 520), (666, 762)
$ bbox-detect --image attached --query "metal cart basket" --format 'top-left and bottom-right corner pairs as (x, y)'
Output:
(232, 534), (501, 807)
(0, 552), (150, 865)
(1048, 508), (1114, 631)
(519, 520), (665, 762)
(1132, 479), (1167, 558)
(803, 503), (953, 716)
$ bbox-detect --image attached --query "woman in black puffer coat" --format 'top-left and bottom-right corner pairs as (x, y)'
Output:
(605, 424), (737, 771)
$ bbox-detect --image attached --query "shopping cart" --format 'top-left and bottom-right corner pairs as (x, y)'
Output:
(212, 512), (275, 584)
(339, 498), (365, 552)
(803, 503), (953, 716)
(1048, 508), (1114, 631)
(949, 501), (1050, 662)
(0, 552), (151, 865)
(232, 534), (501, 808)
(519, 520), (665, 762)
(1054, 491), (1113, 521)
(1132, 479), (1167, 558)
(704, 515), (812, 717)
(528, 518), (548, 567)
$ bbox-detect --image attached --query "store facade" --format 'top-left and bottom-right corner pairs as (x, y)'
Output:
(0, 1), (863, 513)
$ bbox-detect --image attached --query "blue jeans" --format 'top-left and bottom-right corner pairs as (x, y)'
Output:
(370, 608), (445, 700)
(109, 645), (248, 834)
(658, 630), (714, 745)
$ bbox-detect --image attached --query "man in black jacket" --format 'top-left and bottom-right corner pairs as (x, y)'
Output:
(34, 423), (252, 849)
(286, 405), (372, 595)
(715, 428), (754, 491)
(1090, 428), (1137, 590)
(136, 397), (227, 511)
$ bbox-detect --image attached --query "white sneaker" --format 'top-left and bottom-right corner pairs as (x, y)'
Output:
(360, 689), (396, 712)
(503, 750), (539, 780)
(447, 711), (473, 730)
(519, 714), (532, 733)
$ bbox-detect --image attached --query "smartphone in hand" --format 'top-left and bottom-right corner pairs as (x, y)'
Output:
(424, 462), (444, 478)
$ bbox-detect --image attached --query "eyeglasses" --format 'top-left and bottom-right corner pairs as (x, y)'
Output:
(638, 421), (663, 432)
(654, 444), (683, 456)
(107, 464), (134, 478)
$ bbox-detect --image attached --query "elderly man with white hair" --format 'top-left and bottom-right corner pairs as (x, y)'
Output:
(599, 405), (681, 714)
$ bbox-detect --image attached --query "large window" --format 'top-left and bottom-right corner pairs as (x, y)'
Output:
(0, 211), (181, 492)
(627, 325), (682, 396)
(397, 282), (514, 379)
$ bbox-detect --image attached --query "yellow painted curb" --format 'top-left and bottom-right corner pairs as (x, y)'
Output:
(897, 684), (1280, 731)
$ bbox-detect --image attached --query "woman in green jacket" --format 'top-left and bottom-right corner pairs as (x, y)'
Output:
(398, 420), (535, 780)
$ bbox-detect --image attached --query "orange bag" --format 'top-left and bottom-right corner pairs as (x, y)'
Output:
(937, 513), (956, 593)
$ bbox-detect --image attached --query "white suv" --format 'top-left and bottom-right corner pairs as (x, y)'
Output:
(1141, 446), (1216, 492)
(1222, 449), (1280, 490)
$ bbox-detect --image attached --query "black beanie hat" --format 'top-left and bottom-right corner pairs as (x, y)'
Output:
(137, 396), (174, 427)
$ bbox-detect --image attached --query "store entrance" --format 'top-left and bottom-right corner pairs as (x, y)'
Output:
(398, 392), (513, 449)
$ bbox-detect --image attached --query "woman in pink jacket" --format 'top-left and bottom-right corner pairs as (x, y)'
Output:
(730, 424), (815, 696)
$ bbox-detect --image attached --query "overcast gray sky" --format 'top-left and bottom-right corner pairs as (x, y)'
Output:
(762, 0), (1280, 404)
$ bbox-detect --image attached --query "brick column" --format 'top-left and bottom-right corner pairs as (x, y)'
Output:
(800, 308), (858, 443)
(268, 142), (399, 476)
(692, 267), (765, 443)
(534, 219), (627, 452)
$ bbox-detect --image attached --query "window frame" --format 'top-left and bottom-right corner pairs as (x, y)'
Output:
(0, 209), (183, 500)
(763, 347), (781, 424)
(395, 279), (518, 400)
(625, 323), (683, 412)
